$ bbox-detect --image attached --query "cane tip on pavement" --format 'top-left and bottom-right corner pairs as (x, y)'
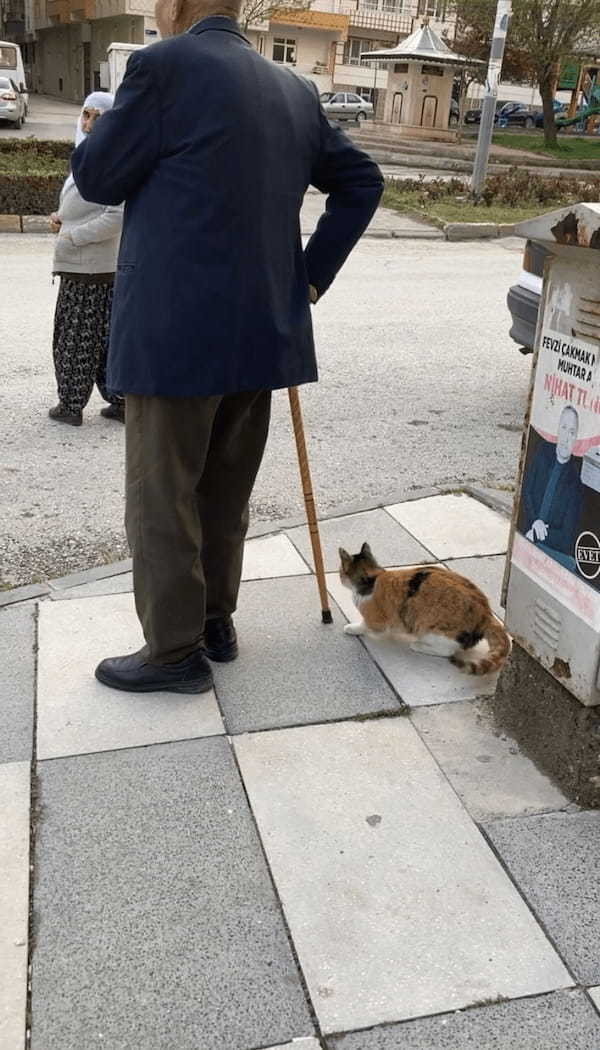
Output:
(322, 609), (334, 625)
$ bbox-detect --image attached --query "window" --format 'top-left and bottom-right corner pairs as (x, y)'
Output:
(357, 87), (374, 102)
(345, 37), (381, 65)
(0, 46), (17, 70)
(272, 38), (296, 64)
(421, 64), (444, 77)
(393, 62), (409, 73)
(330, 93), (345, 103)
(418, 0), (449, 17)
(347, 93), (363, 103)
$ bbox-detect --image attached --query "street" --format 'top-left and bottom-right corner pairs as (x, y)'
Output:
(0, 231), (527, 586)
(0, 94), (80, 140)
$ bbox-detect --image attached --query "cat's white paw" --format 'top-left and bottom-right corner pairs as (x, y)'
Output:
(344, 621), (366, 636)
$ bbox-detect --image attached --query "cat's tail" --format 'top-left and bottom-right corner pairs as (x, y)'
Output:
(453, 619), (511, 676)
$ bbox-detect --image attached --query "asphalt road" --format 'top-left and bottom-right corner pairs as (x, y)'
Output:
(0, 232), (528, 586)
(0, 94), (80, 140)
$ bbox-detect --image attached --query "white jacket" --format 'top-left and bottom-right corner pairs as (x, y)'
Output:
(53, 180), (123, 275)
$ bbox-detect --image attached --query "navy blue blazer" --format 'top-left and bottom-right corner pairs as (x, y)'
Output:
(71, 17), (383, 397)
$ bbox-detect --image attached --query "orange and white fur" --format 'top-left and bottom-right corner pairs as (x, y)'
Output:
(339, 543), (511, 676)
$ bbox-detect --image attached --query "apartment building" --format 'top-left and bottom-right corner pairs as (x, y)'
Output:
(0, 0), (455, 105)
(267, 0), (457, 114)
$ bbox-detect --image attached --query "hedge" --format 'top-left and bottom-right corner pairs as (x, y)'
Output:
(0, 173), (65, 215)
(0, 140), (70, 214)
(0, 137), (72, 161)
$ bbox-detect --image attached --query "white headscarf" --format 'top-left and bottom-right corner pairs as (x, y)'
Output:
(74, 91), (115, 145)
(65, 91), (115, 191)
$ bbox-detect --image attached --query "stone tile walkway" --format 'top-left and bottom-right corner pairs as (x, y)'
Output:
(1, 492), (599, 1050)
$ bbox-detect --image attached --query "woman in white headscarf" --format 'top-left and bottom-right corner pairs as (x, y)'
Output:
(48, 92), (125, 427)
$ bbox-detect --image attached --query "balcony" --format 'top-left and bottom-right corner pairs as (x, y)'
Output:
(337, 2), (413, 34)
(46, 0), (94, 21)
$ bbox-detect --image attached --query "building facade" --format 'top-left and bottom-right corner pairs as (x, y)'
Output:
(0, 0), (456, 106)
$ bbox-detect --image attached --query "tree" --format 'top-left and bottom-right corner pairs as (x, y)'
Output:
(240, 0), (312, 34)
(451, 0), (600, 146)
(449, 0), (534, 138)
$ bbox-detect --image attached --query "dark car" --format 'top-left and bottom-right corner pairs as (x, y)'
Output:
(463, 99), (516, 124)
(507, 240), (550, 354)
(497, 103), (541, 129)
(535, 101), (567, 128)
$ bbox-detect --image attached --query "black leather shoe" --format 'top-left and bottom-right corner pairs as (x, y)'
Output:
(100, 403), (125, 423)
(204, 617), (238, 663)
(95, 647), (214, 694)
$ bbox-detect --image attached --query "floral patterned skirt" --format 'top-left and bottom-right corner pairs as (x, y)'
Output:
(52, 277), (123, 414)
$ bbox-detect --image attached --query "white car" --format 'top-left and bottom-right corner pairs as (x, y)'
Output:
(320, 91), (374, 123)
(0, 75), (26, 129)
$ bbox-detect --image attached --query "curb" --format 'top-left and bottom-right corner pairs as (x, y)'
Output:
(444, 220), (516, 241)
(0, 481), (515, 609)
(0, 214), (50, 233)
(0, 213), (511, 242)
(6, 214), (444, 241)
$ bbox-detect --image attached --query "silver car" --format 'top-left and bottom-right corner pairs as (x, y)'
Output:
(320, 91), (374, 123)
(0, 76), (26, 129)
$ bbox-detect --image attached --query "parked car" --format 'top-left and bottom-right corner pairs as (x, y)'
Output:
(320, 91), (374, 123)
(507, 239), (549, 354)
(463, 100), (516, 125)
(534, 100), (567, 128)
(497, 103), (541, 129)
(0, 75), (26, 129)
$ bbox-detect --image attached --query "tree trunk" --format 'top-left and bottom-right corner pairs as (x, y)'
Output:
(540, 70), (558, 148)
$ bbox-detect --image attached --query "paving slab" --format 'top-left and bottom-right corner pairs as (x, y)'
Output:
(411, 698), (567, 820)
(286, 509), (433, 572)
(51, 536), (309, 600)
(213, 576), (401, 733)
(444, 555), (506, 620)
(328, 989), (600, 1050)
(50, 573), (134, 600)
(589, 987), (600, 1012)
(235, 720), (570, 1035)
(326, 573), (498, 706)
(31, 738), (312, 1050)
(484, 811), (600, 984)
(0, 761), (30, 1050)
(386, 494), (509, 559)
(242, 534), (310, 579)
(37, 593), (224, 759)
(261, 1040), (321, 1050)
(0, 604), (35, 763)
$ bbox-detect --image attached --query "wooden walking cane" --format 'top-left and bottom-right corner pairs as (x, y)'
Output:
(288, 386), (333, 624)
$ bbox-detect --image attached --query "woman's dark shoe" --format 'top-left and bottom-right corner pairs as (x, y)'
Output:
(101, 403), (125, 423)
(95, 647), (214, 694)
(48, 404), (82, 427)
(204, 617), (239, 663)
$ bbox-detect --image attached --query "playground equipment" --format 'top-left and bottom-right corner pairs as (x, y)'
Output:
(556, 61), (600, 131)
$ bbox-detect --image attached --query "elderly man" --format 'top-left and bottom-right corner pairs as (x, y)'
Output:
(72, 0), (383, 694)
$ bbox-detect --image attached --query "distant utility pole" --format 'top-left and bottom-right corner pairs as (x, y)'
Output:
(471, 0), (512, 198)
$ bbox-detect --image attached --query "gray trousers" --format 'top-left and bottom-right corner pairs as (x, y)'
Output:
(125, 390), (272, 663)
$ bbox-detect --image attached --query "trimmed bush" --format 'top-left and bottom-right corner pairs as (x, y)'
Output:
(0, 137), (72, 161)
(0, 139), (69, 214)
(0, 173), (65, 215)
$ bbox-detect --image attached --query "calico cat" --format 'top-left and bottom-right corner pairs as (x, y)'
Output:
(338, 543), (511, 676)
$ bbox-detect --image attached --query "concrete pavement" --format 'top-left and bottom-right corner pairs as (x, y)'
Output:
(3, 490), (600, 1049)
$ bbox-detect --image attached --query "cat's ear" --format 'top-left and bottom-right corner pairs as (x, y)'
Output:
(339, 547), (351, 566)
(360, 542), (373, 560)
